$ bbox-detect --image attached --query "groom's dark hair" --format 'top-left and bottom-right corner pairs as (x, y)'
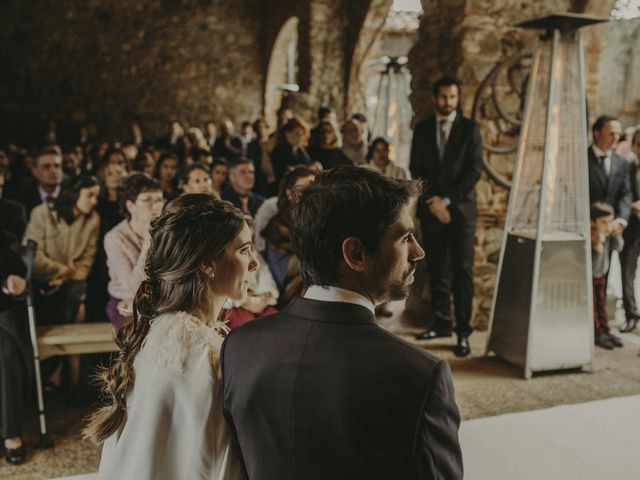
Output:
(290, 165), (421, 286)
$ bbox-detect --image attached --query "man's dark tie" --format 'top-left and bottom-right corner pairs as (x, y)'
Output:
(438, 120), (447, 161)
(600, 155), (608, 176)
(598, 155), (609, 189)
(45, 195), (54, 204)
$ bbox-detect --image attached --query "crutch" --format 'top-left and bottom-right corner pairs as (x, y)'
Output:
(23, 239), (53, 449)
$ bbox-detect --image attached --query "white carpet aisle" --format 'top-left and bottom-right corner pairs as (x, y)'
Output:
(460, 395), (640, 480)
(52, 395), (640, 480)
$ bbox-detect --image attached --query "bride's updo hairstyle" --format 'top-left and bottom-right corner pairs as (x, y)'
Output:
(84, 194), (245, 443)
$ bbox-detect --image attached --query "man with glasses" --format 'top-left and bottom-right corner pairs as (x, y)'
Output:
(18, 146), (64, 216)
(104, 173), (164, 327)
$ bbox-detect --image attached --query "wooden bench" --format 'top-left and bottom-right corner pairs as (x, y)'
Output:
(37, 323), (119, 357)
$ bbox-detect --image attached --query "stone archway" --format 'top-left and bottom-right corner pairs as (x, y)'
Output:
(264, 16), (299, 129)
(345, 0), (394, 116)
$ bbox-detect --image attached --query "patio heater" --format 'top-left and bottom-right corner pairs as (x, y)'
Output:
(487, 14), (607, 379)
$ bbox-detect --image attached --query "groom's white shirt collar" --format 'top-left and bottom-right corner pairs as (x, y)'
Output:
(304, 285), (375, 315)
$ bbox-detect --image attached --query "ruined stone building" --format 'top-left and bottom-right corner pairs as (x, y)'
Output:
(0, 0), (625, 141)
(0, 0), (637, 328)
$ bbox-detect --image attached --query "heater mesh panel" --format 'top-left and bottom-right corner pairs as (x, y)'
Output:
(542, 35), (586, 235)
(510, 42), (551, 233)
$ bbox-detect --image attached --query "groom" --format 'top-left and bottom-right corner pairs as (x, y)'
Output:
(221, 166), (463, 479)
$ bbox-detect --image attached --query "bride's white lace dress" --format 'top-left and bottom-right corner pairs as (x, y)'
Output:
(98, 311), (243, 480)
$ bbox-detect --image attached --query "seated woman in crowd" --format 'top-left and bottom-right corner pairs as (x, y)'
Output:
(180, 163), (213, 195)
(246, 118), (271, 197)
(155, 152), (180, 201)
(186, 127), (210, 156)
(366, 136), (407, 180)
(213, 118), (243, 161)
(308, 120), (352, 170)
(269, 116), (313, 187)
(193, 148), (214, 167)
(85, 154), (127, 327)
(366, 137), (407, 317)
(341, 118), (368, 165)
(103, 147), (131, 173)
(210, 157), (229, 199)
(63, 145), (84, 177)
(0, 229), (30, 465)
(85, 195), (256, 479)
(133, 149), (156, 176)
(261, 165), (316, 306)
(96, 161), (127, 233)
(23, 175), (101, 387)
(104, 173), (163, 328)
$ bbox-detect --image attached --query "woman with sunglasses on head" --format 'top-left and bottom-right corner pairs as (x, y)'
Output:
(22, 175), (101, 388)
(85, 194), (257, 480)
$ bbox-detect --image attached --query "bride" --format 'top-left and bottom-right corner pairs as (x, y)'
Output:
(84, 194), (257, 479)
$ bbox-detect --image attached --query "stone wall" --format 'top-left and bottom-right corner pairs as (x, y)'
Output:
(282, 0), (371, 124)
(597, 18), (640, 127)
(0, 0), (385, 142)
(0, 0), (270, 143)
(1, 0), (628, 332)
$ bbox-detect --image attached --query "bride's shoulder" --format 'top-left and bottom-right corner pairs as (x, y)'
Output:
(138, 311), (228, 368)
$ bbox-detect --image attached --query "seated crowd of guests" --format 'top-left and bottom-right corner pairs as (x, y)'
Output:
(0, 107), (409, 464)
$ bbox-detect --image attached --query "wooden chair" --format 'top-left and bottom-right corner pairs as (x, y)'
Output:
(37, 322), (119, 358)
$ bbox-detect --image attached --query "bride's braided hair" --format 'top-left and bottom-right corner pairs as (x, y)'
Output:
(83, 194), (245, 443)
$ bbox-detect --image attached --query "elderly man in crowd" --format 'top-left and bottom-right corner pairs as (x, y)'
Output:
(18, 146), (64, 215)
(222, 157), (265, 217)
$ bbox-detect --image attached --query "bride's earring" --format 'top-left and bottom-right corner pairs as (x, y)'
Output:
(201, 266), (216, 280)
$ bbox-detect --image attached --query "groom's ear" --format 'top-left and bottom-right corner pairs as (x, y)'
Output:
(341, 237), (367, 272)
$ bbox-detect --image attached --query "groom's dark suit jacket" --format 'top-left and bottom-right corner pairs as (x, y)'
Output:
(221, 297), (463, 480)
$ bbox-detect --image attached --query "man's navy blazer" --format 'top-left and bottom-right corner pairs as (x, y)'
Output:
(588, 147), (632, 222)
(221, 297), (463, 480)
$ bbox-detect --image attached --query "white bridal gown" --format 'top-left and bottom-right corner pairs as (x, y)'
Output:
(98, 311), (243, 480)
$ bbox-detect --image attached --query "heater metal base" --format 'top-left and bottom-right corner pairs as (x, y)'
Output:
(488, 233), (594, 379)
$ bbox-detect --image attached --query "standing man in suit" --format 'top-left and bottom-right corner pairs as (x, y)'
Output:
(410, 76), (483, 357)
(18, 146), (64, 217)
(620, 129), (640, 333)
(588, 116), (630, 226)
(587, 116), (633, 333)
(222, 166), (462, 480)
